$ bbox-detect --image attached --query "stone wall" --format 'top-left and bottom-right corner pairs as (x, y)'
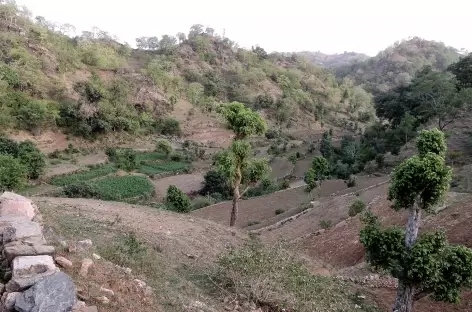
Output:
(0, 192), (94, 312)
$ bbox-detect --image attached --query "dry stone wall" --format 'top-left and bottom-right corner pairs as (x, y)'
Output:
(0, 192), (94, 312)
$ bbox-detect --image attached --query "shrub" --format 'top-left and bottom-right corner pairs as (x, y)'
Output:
(265, 129), (279, 140)
(155, 139), (173, 157)
(63, 182), (98, 198)
(159, 118), (181, 136)
(50, 165), (117, 186)
(200, 170), (231, 198)
(275, 209), (285, 215)
(280, 179), (290, 189)
(113, 149), (138, 171)
(344, 175), (357, 188)
(247, 220), (260, 226)
(319, 220), (332, 229)
(288, 154), (297, 164)
(17, 141), (46, 179)
(166, 185), (192, 213)
(0, 137), (19, 155)
(0, 155), (27, 191)
(170, 152), (184, 162)
(348, 199), (366, 217)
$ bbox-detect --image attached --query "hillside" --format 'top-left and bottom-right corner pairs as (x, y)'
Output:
(0, 3), (376, 146)
(296, 51), (370, 68)
(334, 37), (461, 93)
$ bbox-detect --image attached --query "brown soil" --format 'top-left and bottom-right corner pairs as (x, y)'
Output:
(152, 174), (205, 198)
(269, 157), (294, 180)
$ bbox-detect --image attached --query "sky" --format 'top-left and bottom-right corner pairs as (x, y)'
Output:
(15, 0), (472, 56)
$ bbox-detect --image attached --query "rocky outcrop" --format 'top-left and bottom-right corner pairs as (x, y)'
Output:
(0, 192), (94, 312)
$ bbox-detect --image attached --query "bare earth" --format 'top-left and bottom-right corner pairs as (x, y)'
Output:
(152, 174), (205, 198)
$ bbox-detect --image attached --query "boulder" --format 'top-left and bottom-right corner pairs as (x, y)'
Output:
(3, 221), (43, 244)
(15, 272), (76, 312)
(55, 256), (73, 269)
(79, 258), (93, 277)
(4, 245), (55, 263)
(6, 256), (58, 292)
(2, 291), (19, 311)
(0, 192), (37, 221)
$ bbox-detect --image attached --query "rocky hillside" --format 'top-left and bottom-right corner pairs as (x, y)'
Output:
(334, 37), (461, 93)
(0, 3), (376, 145)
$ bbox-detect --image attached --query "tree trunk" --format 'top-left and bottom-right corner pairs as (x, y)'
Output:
(229, 168), (242, 227)
(392, 203), (421, 312)
(393, 281), (415, 312)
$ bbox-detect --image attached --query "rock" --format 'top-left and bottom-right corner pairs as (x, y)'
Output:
(79, 258), (93, 277)
(55, 256), (73, 269)
(79, 307), (98, 312)
(95, 296), (110, 305)
(3, 221), (43, 244)
(0, 283), (4, 295)
(59, 241), (68, 250)
(0, 216), (31, 233)
(15, 272), (76, 312)
(100, 287), (114, 297)
(4, 244), (55, 263)
(4, 236), (48, 248)
(0, 192), (37, 220)
(72, 300), (86, 311)
(6, 255), (58, 292)
(31, 214), (43, 223)
(123, 267), (132, 274)
(92, 253), (101, 260)
(2, 292), (19, 311)
(77, 239), (92, 250)
(134, 279), (146, 288)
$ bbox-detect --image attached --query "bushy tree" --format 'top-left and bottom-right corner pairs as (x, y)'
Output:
(319, 131), (332, 159)
(360, 129), (472, 312)
(155, 139), (173, 157)
(17, 141), (46, 179)
(166, 185), (192, 213)
(215, 102), (269, 226)
(200, 170), (232, 199)
(0, 155), (27, 191)
(304, 156), (329, 191)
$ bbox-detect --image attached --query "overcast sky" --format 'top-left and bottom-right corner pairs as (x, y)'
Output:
(15, 0), (471, 56)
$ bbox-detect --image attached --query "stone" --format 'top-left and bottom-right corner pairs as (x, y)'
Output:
(4, 244), (55, 263)
(95, 296), (109, 305)
(73, 300), (86, 311)
(0, 283), (4, 295)
(4, 236), (48, 248)
(92, 253), (101, 260)
(79, 258), (93, 277)
(0, 192), (37, 220)
(76, 239), (92, 250)
(2, 291), (19, 311)
(100, 287), (114, 297)
(6, 255), (58, 292)
(55, 256), (73, 269)
(123, 267), (132, 274)
(3, 221), (43, 244)
(15, 272), (76, 312)
(79, 307), (98, 312)
(31, 214), (43, 223)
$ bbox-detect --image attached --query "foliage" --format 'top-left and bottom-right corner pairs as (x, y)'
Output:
(220, 102), (267, 139)
(275, 209), (285, 215)
(89, 175), (154, 201)
(0, 154), (27, 191)
(137, 161), (189, 176)
(166, 185), (192, 213)
(320, 131), (333, 158)
(345, 175), (357, 188)
(348, 199), (366, 217)
(108, 148), (138, 171)
(158, 118), (182, 136)
(448, 53), (472, 89)
(0, 138), (45, 180)
(217, 239), (377, 311)
(155, 140), (173, 157)
(199, 170), (232, 199)
(304, 156), (330, 191)
(192, 195), (216, 210)
(319, 220), (333, 229)
(63, 182), (99, 198)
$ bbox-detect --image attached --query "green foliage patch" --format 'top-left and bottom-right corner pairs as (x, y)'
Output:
(50, 164), (117, 186)
(89, 175), (154, 201)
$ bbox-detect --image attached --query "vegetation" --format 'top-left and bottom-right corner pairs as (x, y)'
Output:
(360, 129), (472, 312)
(89, 175), (154, 201)
(165, 185), (192, 213)
(199, 170), (232, 199)
(217, 239), (378, 311)
(348, 199), (366, 217)
(155, 139), (173, 157)
(0, 137), (45, 181)
(0, 154), (27, 191)
(304, 156), (330, 191)
(214, 102), (270, 226)
(50, 164), (117, 186)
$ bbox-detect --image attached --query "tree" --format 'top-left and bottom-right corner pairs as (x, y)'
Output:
(448, 53), (472, 89)
(304, 156), (329, 191)
(17, 141), (46, 180)
(159, 35), (177, 53)
(215, 102), (269, 226)
(155, 139), (173, 157)
(320, 131), (333, 159)
(176, 32), (186, 43)
(360, 129), (472, 312)
(188, 24), (204, 39)
(166, 185), (192, 213)
(0, 155), (27, 191)
(199, 170), (232, 199)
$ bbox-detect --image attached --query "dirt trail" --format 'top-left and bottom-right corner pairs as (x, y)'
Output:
(34, 197), (244, 261)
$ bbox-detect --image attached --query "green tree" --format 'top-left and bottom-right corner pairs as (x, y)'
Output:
(155, 139), (173, 157)
(0, 155), (27, 191)
(448, 53), (472, 89)
(304, 156), (329, 191)
(360, 129), (472, 312)
(319, 131), (333, 159)
(215, 102), (269, 226)
(17, 141), (46, 180)
(166, 185), (191, 213)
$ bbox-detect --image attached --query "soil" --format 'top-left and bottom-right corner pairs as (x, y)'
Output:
(152, 173), (205, 198)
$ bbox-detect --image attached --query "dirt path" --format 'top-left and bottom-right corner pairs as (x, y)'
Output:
(34, 197), (244, 261)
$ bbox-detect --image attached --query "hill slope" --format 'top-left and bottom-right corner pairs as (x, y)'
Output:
(296, 51), (370, 68)
(334, 37), (461, 93)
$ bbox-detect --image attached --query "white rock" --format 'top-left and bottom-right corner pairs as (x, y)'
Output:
(12, 256), (57, 278)
(100, 287), (114, 297)
(55, 256), (73, 269)
(92, 253), (101, 260)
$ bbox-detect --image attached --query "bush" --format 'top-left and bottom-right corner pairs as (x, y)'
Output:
(344, 175), (357, 188)
(155, 139), (173, 157)
(0, 155), (27, 191)
(63, 182), (98, 198)
(159, 118), (181, 136)
(170, 152), (184, 162)
(112, 149), (138, 171)
(319, 220), (332, 229)
(192, 196), (215, 210)
(166, 185), (192, 213)
(247, 220), (260, 226)
(348, 199), (366, 217)
(265, 129), (279, 140)
(200, 170), (231, 198)
(17, 141), (46, 179)
(275, 209), (285, 215)
(280, 179), (290, 189)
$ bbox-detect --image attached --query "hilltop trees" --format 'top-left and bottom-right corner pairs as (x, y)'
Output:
(214, 102), (269, 226)
(360, 129), (472, 312)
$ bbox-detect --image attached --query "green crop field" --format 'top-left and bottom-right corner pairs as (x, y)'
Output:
(89, 175), (154, 201)
(50, 164), (117, 186)
(137, 162), (189, 176)
(136, 152), (167, 162)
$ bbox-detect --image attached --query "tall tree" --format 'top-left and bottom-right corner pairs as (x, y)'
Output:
(448, 53), (472, 89)
(214, 102), (269, 226)
(304, 156), (329, 191)
(360, 129), (472, 312)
